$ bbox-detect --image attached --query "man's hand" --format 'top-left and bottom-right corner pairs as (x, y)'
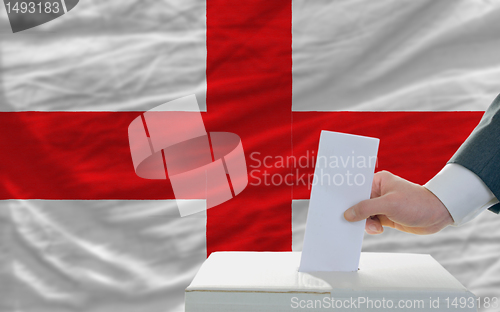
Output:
(344, 171), (454, 235)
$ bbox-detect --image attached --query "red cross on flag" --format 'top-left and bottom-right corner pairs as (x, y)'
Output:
(1, 1), (499, 312)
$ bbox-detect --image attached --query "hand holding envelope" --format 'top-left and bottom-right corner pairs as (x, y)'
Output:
(344, 171), (454, 235)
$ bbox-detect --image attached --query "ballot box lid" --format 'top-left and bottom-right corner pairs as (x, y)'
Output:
(185, 252), (476, 312)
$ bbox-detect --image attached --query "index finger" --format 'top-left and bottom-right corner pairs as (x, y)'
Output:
(344, 195), (395, 222)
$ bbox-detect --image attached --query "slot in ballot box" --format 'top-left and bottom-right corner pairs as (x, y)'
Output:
(185, 252), (476, 312)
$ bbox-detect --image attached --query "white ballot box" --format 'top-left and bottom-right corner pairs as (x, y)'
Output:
(185, 252), (477, 312)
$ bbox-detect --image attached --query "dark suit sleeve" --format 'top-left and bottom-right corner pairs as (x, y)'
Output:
(449, 93), (500, 213)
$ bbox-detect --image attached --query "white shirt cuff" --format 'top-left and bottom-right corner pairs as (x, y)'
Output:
(424, 163), (499, 226)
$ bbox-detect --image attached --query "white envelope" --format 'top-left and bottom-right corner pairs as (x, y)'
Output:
(299, 131), (379, 272)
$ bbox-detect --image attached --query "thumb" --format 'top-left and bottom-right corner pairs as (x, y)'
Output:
(344, 196), (393, 222)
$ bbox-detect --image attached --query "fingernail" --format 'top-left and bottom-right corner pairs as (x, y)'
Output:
(349, 208), (356, 220)
(368, 224), (379, 233)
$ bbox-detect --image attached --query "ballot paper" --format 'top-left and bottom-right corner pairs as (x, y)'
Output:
(299, 131), (379, 272)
